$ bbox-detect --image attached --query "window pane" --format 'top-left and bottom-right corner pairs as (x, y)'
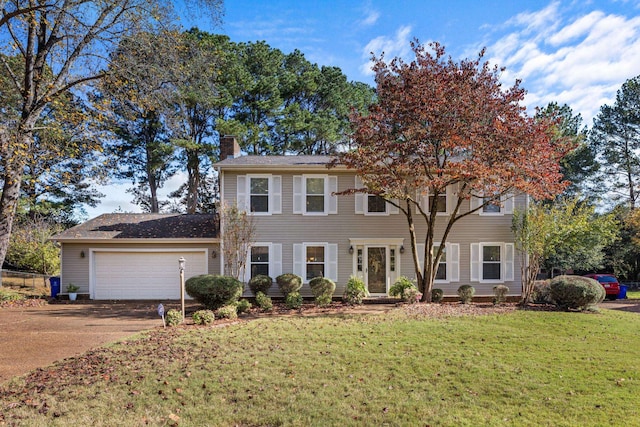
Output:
(306, 195), (325, 212)
(251, 246), (269, 263)
(250, 178), (269, 195)
(368, 195), (386, 213)
(429, 194), (447, 212)
(306, 264), (324, 280)
(251, 264), (269, 277)
(434, 245), (446, 262)
(436, 263), (447, 280)
(250, 195), (269, 212)
(483, 197), (501, 213)
(306, 178), (324, 195)
(483, 263), (501, 280)
(306, 246), (325, 263)
(483, 246), (501, 262)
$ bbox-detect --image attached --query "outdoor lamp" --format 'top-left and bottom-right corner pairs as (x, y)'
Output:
(179, 257), (185, 272)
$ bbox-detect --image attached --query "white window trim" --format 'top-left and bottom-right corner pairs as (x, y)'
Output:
(244, 243), (282, 283)
(473, 193), (514, 216)
(355, 176), (399, 216)
(237, 174), (282, 215)
(421, 187), (452, 216)
(294, 174), (338, 215)
(470, 242), (514, 283)
(417, 242), (460, 284)
(293, 242), (338, 283)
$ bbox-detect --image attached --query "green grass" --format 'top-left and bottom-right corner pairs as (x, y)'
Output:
(1, 308), (640, 426)
(626, 289), (640, 300)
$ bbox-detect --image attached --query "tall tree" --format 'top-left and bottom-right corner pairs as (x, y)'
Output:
(590, 75), (640, 209)
(0, 1), (222, 270)
(335, 41), (572, 301)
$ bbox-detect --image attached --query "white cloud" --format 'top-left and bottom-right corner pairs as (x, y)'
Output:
(360, 25), (413, 76)
(485, 3), (640, 124)
(359, 7), (380, 27)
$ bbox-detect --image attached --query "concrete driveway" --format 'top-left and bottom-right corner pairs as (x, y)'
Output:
(0, 301), (169, 384)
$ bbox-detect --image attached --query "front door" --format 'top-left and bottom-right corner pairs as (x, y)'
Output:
(366, 246), (387, 294)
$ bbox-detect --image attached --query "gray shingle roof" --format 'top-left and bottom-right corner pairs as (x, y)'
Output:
(53, 213), (219, 240)
(215, 155), (335, 168)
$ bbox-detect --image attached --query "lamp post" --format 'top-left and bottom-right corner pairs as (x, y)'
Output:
(178, 257), (185, 321)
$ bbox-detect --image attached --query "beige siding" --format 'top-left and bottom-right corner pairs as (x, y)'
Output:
(60, 242), (220, 296)
(223, 170), (524, 298)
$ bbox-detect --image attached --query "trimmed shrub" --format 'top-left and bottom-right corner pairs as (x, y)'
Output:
(235, 299), (252, 314)
(493, 285), (510, 305)
(0, 289), (24, 302)
(309, 277), (335, 307)
(255, 291), (273, 312)
(216, 304), (238, 319)
(276, 273), (302, 296)
(431, 288), (444, 303)
(457, 285), (475, 304)
(389, 276), (416, 300)
(343, 275), (368, 305)
(185, 275), (243, 310)
(403, 286), (421, 304)
(192, 309), (215, 325)
(248, 274), (273, 296)
(549, 275), (605, 311)
(285, 291), (303, 309)
(532, 280), (553, 304)
(166, 309), (182, 326)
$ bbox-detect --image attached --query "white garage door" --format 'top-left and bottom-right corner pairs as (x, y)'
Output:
(92, 250), (207, 299)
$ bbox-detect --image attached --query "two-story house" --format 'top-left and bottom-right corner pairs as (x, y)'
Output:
(215, 137), (521, 299)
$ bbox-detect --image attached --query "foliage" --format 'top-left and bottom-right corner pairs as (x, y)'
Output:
(492, 285), (509, 305)
(403, 287), (422, 304)
(215, 304), (238, 320)
(532, 281), (553, 304)
(431, 288), (444, 303)
(235, 299), (252, 314)
(334, 41), (571, 302)
(343, 276), (368, 305)
(512, 197), (618, 303)
(192, 310), (215, 325)
(285, 291), (303, 309)
(66, 284), (80, 293)
(0, 289), (24, 302)
(165, 309), (183, 327)
(255, 292), (273, 312)
(549, 275), (605, 311)
(589, 75), (640, 209)
(389, 276), (417, 300)
(220, 202), (256, 281)
(248, 275), (273, 296)
(457, 285), (475, 304)
(185, 275), (244, 310)
(309, 277), (335, 307)
(276, 273), (303, 296)
(5, 215), (62, 275)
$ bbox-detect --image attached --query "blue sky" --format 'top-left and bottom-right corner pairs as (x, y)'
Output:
(85, 0), (640, 217)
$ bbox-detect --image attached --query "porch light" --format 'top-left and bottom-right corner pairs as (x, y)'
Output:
(349, 245), (354, 255)
(80, 250), (85, 258)
(399, 245), (405, 254)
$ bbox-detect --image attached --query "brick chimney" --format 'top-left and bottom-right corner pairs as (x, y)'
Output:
(220, 135), (241, 160)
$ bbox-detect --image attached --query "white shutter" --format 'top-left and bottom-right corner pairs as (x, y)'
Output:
(237, 175), (248, 211)
(420, 192), (429, 213)
(355, 176), (364, 214)
(327, 244), (338, 282)
(470, 243), (480, 282)
(389, 199), (400, 214)
(271, 243), (282, 278)
(417, 244), (425, 272)
(293, 176), (303, 214)
(271, 176), (282, 214)
(471, 196), (482, 213)
(329, 176), (338, 214)
(503, 194), (514, 214)
(293, 244), (304, 279)
(448, 243), (460, 282)
(504, 243), (514, 281)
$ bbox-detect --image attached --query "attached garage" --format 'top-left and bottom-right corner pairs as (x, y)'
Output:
(53, 213), (220, 300)
(92, 249), (208, 299)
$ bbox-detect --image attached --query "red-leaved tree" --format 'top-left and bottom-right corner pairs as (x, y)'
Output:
(334, 41), (572, 301)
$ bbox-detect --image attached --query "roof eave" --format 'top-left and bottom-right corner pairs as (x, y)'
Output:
(53, 238), (220, 244)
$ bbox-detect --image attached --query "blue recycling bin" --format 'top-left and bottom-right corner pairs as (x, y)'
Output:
(618, 285), (628, 300)
(49, 276), (60, 298)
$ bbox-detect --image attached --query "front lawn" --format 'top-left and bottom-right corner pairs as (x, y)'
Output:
(1, 306), (639, 426)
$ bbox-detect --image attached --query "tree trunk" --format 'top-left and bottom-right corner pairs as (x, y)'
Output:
(0, 167), (24, 270)
(186, 148), (200, 214)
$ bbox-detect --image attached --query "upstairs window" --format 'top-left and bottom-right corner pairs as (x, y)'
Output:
(237, 175), (281, 215)
(293, 175), (338, 215)
(250, 177), (269, 213)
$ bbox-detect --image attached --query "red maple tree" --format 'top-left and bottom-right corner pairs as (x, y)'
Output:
(334, 41), (572, 301)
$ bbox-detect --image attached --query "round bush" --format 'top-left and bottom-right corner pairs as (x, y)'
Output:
(492, 284), (510, 305)
(235, 299), (252, 314)
(343, 275), (368, 305)
(248, 274), (273, 296)
(192, 309), (215, 325)
(389, 276), (416, 299)
(216, 304), (238, 319)
(185, 274), (244, 310)
(403, 287), (421, 304)
(532, 280), (553, 304)
(431, 288), (444, 303)
(549, 275), (605, 311)
(276, 273), (302, 296)
(255, 291), (273, 312)
(309, 277), (335, 306)
(457, 285), (475, 304)
(165, 309), (182, 326)
(285, 291), (303, 309)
